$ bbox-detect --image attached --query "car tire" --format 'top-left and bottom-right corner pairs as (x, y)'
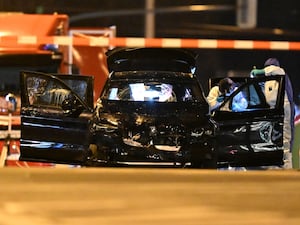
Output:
(190, 147), (217, 169)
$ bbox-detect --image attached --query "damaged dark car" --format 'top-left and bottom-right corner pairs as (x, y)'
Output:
(19, 48), (286, 169)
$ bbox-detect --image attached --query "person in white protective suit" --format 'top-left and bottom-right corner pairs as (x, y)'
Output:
(207, 77), (247, 113)
(207, 77), (235, 112)
(251, 58), (295, 169)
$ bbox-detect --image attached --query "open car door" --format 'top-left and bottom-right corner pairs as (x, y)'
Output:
(211, 75), (285, 167)
(19, 71), (94, 165)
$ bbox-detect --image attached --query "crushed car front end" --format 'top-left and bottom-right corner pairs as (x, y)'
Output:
(90, 70), (215, 168)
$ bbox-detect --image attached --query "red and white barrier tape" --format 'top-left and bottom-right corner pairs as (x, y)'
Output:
(1, 36), (300, 50)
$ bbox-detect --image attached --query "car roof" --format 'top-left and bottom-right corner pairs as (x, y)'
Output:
(106, 48), (196, 73)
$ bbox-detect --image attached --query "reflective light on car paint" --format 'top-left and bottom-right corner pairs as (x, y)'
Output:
(118, 162), (188, 166)
(205, 130), (213, 135)
(191, 129), (204, 137)
(155, 145), (181, 151)
(123, 138), (144, 147)
(22, 140), (63, 149)
(94, 124), (118, 132)
(106, 118), (118, 126)
(22, 122), (60, 129)
(233, 126), (246, 133)
(240, 143), (284, 152)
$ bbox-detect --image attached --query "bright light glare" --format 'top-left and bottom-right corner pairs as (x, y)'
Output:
(0, 32), (11, 36)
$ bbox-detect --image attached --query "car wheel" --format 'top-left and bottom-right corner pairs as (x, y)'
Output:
(190, 147), (217, 169)
(190, 158), (217, 169)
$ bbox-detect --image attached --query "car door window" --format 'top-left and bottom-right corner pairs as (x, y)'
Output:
(220, 79), (278, 112)
(26, 76), (74, 107)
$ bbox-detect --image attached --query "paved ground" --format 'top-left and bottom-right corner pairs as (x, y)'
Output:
(0, 167), (300, 225)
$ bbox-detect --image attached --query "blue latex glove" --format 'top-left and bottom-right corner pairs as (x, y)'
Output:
(250, 69), (265, 77)
(216, 96), (224, 103)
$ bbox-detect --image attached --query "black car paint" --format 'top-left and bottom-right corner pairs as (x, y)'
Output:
(92, 97), (213, 165)
(19, 48), (285, 168)
(212, 75), (285, 167)
(20, 72), (94, 164)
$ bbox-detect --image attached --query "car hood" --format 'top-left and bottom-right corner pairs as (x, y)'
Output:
(106, 48), (196, 73)
(99, 100), (209, 129)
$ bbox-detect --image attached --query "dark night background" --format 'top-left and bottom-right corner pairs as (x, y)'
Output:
(0, 0), (300, 103)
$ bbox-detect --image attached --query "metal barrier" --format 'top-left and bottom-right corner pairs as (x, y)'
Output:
(1, 36), (300, 50)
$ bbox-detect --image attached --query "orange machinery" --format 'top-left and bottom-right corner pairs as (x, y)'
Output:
(69, 27), (115, 102)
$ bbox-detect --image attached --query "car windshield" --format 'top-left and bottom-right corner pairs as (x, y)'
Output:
(102, 81), (204, 103)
